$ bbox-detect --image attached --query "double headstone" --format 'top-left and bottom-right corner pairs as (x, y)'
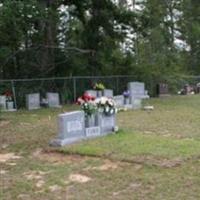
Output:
(26, 93), (40, 110)
(46, 92), (61, 108)
(50, 111), (117, 146)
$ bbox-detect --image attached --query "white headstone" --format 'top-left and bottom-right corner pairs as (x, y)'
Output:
(26, 93), (40, 110)
(113, 95), (124, 107)
(46, 92), (61, 108)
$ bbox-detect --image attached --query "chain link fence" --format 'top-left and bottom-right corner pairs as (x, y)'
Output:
(0, 75), (200, 109)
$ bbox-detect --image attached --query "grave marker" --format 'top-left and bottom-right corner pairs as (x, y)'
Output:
(26, 93), (40, 110)
(46, 92), (61, 108)
(103, 89), (113, 98)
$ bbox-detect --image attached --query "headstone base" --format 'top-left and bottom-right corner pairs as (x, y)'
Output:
(124, 104), (133, 109)
(50, 137), (85, 146)
(131, 99), (142, 109)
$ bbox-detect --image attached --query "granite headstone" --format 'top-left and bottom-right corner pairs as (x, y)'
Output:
(26, 93), (40, 110)
(46, 92), (61, 108)
(113, 95), (124, 107)
(103, 89), (113, 98)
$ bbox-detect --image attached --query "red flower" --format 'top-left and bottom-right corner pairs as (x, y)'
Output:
(4, 90), (12, 97)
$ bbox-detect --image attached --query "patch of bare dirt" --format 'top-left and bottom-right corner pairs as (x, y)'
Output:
(17, 194), (30, 200)
(113, 182), (142, 196)
(32, 149), (91, 165)
(130, 155), (183, 168)
(0, 120), (10, 127)
(32, 149), (183, 169)
(0, 170), (8, 175)
(69, 174), (91, 183)
(23, 170), (49, 180)
(91, 160), (118, 171)
(0, 153), (21, 163)
(49, 185), (62, 192)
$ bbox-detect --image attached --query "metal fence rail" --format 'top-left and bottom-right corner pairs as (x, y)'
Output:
(0, 75), (200, 109)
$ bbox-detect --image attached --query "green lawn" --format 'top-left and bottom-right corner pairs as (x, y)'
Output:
(1, 95), (200, 200)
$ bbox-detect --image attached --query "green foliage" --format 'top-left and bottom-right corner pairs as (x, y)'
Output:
(0, 0), (199, 81)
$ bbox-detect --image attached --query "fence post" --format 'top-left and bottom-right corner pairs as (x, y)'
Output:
(11, 80), (17, 110)
(116, 77), (119, 94)
(73, 77), (77, 102)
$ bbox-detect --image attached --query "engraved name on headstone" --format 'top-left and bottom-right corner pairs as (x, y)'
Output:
(86, 126), (101, 137)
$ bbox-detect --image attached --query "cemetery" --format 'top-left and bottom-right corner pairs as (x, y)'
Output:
(1, 85), (200, 199)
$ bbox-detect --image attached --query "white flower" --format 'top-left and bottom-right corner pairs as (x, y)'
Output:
(100, 97), (108, 105)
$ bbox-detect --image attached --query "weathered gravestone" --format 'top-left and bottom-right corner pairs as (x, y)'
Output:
(113, 95), (124, 107)
(26, 93), (40, 110)
(157, 83), (169, 97)
(85, 90), (97, 98)
(46, 92), (61, 108)
(0, 96), (6, 110)
(50, 111), (85, 146)
(103, 89), (113, 98)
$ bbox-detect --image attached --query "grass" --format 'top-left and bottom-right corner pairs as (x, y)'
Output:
(1, 95), (200, 200)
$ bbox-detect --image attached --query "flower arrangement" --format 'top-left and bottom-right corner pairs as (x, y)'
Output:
(93, 82), (105, 91)
(95, 97), (117, 116)
(77, 92), (97, 116)
(123, 90), (130, 98)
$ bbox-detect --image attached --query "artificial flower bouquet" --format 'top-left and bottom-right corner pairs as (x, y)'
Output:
(95, 97), (117, 116)
(93, 82), (105, 91)
(77, 92), (97, 116)
(123, 90), (130, 98)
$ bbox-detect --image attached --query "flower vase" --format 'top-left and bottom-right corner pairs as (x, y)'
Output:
(124, 97), (130, 105)
(95, 112), (102, 126)
(97, 90), (103, 97)
(85, 114), (95, 128)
